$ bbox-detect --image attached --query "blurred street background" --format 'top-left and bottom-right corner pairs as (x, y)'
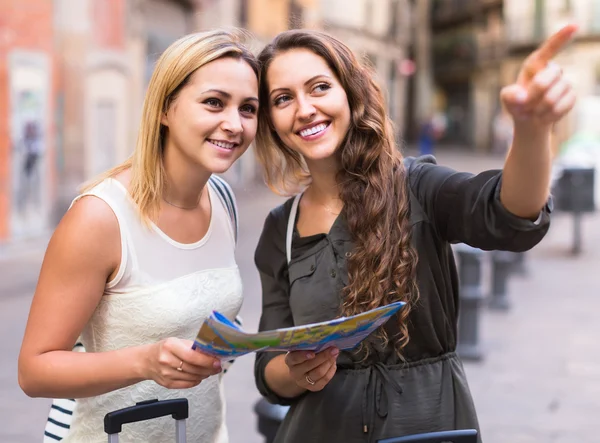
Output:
(2, 0), (600, 442)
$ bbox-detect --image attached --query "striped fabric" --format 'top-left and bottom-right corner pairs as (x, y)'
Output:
(43, 342), (84, 442)
(43, 398), (76, 442)
(43, 176), (241, 440)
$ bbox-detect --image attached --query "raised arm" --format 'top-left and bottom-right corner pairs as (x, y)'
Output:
(499, 24), (577, 219)
(407, 156), (551, 252)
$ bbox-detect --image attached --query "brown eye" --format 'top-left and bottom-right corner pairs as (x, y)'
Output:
(240, 104), (257, 114)
(203, 98), (223, 108)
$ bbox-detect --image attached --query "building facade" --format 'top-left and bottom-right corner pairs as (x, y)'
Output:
(0, 0), (203, 245)
(0, 0), (414, 245)
(0, 0), (57, 242)
(416, 0), (505, 151)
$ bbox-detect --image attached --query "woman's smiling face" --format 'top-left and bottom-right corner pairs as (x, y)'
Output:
(266, 48), (351, 165)
(161, 56), (259, 174)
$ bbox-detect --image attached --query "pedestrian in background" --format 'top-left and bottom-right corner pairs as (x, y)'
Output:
(418, 111), (447, 156)
(252, 24), (577, 443)
(19, 28), (259, 443)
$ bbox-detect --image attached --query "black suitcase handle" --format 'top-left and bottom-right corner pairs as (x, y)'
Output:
(104, 398), (189, 434)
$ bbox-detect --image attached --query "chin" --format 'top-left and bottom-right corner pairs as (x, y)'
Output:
(304, 146), (338, 162)
(191, 157), (232, 175)
(208, 163), (234, 175)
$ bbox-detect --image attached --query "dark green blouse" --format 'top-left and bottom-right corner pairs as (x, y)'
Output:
(253, 155), (552, 442)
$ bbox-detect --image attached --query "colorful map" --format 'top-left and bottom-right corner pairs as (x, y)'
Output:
(192, 301), (405, 359)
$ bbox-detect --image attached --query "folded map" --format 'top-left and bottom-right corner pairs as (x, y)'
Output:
(192, 301), (405, 359)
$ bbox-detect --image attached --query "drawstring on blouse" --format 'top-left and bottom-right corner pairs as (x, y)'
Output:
(361, 362), (404, 442)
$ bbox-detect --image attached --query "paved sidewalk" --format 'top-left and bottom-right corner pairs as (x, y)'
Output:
(463, 209), (600, 443)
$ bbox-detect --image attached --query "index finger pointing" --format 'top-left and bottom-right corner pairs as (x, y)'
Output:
(536, 24), (578, 63)
(519, 24), (577, 83)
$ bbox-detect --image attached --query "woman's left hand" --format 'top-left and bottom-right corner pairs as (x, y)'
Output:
(500, 23), (578, 129)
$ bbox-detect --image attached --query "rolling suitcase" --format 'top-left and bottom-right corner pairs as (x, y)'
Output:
(104, 398), (188, 442)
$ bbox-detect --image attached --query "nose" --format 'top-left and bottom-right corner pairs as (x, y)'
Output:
(296, 96), (316, 121)
(220, 108), (243, 135)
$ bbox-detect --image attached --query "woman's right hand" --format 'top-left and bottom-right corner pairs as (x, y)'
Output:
(285, 347), (339, 392)
(143, 338), (222, 389)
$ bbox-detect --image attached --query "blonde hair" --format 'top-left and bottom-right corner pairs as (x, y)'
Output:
(82, 28), (259, 222)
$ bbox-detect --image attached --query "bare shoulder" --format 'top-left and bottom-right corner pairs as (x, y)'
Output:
(50, 194), (121, 275)
(66, 195), (120, 237)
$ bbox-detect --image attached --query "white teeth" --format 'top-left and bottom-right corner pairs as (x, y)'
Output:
(210, 140), (236, 149)
(299, 123), (328, 137)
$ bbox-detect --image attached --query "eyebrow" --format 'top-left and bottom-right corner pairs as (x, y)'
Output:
(201, 88), (259, 103)
(269, 74), (333, 98)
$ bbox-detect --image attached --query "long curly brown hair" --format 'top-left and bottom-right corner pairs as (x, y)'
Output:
(255, 30), (418, 353)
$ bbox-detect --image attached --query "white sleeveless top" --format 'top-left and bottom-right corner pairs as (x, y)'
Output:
(62, 177), (243, 443)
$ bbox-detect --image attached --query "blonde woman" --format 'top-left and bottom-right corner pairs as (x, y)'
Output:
(18, 29), (259, 442)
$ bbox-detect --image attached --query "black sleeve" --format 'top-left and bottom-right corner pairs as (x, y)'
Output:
(406, 155), (553, 251)
(253, 208), (297, 405)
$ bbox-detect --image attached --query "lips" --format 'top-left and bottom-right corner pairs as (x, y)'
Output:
(297, 122), (330, 138)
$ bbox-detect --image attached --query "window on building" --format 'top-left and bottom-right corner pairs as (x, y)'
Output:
(289, 0), (303, 29)
(239, 0), (249, 27)
(389, 0), (400, 39)
(534, 0), (545, 40)
(592, 0), (600, 32)
(365, 0), (374, 30)
(144, 0), (191, 84)
(146, 32), (177, 84)
(93, 101), (117, 175)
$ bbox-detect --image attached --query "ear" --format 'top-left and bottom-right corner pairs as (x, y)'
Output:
(160, 111), (169, 127)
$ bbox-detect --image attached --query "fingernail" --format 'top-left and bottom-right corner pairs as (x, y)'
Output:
(330, 348), (339, 357)
(213, 360), (221, 369)
(306, 352), (314, 359)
